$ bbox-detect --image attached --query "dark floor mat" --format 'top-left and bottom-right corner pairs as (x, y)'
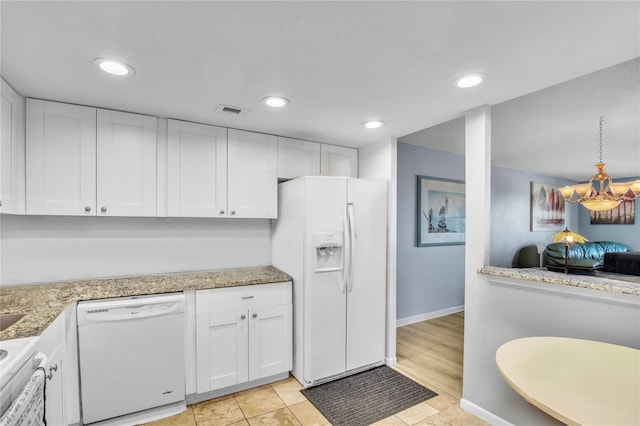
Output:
(301, 366), (437, 426)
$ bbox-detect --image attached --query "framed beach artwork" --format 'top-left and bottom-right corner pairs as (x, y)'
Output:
(530, 182), (565, 232)
(417, 176), (465, 246)
(590, 200), (635, 224)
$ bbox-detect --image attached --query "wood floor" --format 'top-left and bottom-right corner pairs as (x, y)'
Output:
(394, 311), (465, 402)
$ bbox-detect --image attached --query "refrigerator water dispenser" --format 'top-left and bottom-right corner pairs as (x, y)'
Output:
(314, 232), (343, 272)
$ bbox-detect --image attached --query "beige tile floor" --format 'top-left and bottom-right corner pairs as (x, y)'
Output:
(142, 373), (487, 426)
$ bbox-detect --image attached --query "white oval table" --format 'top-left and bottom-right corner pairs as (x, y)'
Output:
(496, 336), (640, 426)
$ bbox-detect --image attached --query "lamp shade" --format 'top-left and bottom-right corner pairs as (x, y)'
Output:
(552, 228), (588, 244)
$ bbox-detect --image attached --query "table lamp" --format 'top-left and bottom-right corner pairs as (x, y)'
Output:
(552, 227), (588, 274)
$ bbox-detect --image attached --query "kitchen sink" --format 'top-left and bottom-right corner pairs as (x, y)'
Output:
(0, 313), (25, 332)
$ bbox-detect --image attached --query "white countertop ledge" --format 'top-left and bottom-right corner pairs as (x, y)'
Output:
(479, 266), (640, 297)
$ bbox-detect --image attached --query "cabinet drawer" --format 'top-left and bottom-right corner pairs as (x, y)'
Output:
(196, 282), (291, 314)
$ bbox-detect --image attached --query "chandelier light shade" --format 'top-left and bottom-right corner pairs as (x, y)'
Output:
(558, 117), (639, 212)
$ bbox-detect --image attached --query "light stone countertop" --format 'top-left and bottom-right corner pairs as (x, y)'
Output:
(496, 337), (639, 426)
(0, 266), (291, 341)
(479, 266), (640, 296)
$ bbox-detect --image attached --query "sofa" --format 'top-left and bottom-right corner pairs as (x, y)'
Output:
(512, 244), (545, 268)
(602, 251), (640, 276)
(543, 241), (630, 273)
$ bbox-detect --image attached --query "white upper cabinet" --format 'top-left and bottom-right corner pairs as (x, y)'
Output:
(167, 120), (227, 217)
(26, 99), (97, 216)
(321, 144), (358, 177)
(228, 129), (278, 218)
(96, 109), (157, 217)
(277, 137), (321, 179)
(24, 98), (356, 218)
(0, 79), (26, 214)
(26, 99), (157, 216)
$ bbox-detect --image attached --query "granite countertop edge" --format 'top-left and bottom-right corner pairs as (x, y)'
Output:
(479, 266), (640, 296)
(0, 266), (291, 341)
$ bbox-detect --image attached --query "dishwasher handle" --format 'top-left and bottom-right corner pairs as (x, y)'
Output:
(80, 302), (183, 323)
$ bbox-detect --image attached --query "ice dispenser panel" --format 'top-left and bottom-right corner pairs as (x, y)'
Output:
(314, 231), (343, 272)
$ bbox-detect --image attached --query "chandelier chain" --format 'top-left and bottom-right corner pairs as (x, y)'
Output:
(598, 116), (603, 163)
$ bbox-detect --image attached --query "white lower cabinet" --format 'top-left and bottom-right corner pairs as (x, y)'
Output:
(35, 309), (66, 426)
(248, 304), (292, 379)
(44, 344), (65, 425)
(195, 282), (292, 394)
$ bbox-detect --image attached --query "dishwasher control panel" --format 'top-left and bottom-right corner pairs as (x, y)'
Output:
(77, 293), (185, 325)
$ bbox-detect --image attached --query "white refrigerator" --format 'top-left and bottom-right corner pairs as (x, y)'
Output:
(272, 176), (387, 387)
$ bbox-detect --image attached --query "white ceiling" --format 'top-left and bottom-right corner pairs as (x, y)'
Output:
(1, 1), (639, 180)
(401, 58), (640, 180)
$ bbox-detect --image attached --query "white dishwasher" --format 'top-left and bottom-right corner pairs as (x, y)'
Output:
(77, 293), (186, 425)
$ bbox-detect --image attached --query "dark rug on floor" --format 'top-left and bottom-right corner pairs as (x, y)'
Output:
(300, 366), (437, 426)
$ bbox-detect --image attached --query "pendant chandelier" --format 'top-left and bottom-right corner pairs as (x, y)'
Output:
(558, 117), (640, 212)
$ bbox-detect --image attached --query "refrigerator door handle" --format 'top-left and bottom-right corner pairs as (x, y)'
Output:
(341, 205), (350, 294)
(346, 202), (356, 292)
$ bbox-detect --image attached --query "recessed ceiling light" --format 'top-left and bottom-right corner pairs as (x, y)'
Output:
(262, 96), (289, 108)
(453, 73), (486, 88)
(92, 58), (135, 77)
(362, 120), (385, 129)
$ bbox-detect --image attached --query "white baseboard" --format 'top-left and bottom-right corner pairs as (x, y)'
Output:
(385, 356), (397, 366)
(89, 401), (186, 426)
(396, 305), (464, 327)
(460, 398), (513, 426)
(187, 372), (288, 404)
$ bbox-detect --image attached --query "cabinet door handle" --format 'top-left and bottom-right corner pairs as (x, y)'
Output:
(219, 210), (225, 215)
(231, 210), (236, 215)
(241, 296), (254, 300)
(46, 363), (58, 380)
(252, 313), (258, 319)
(84, 206), (92, 212)
(101, 206), (107, 213)
(240, 314), (246, 320)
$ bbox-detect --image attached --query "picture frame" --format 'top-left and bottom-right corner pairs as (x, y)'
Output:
(590, 200), (635, 224)
(530, 182), (565, 232)
(417, 176), (465, 246)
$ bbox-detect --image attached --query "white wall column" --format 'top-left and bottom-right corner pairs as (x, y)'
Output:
(460, 106), (495, 418)
(358, 137), (398, 365)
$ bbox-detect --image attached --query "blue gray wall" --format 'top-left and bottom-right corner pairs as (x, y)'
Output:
(491, 166), (578, 267)
(396, 142), (580, 322)
(396, 142), (465, 322)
